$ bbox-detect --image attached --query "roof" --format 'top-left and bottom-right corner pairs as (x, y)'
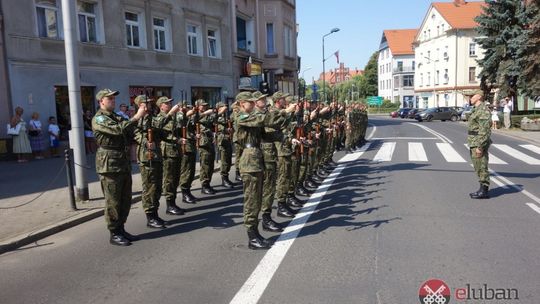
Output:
(432, 1), (485, 29)
(382, 29), (418, 55)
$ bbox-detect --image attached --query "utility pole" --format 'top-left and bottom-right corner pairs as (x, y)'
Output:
(61, 0), (88, 201)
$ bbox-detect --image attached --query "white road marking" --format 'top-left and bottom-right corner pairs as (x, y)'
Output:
(488, 169), (540, 205)
(367, 123), (376, 140)
(408, 142), (428, 162)
(229, 148), (366, 304)
(490, 176), (509, 189)
(373, 142), (396, 162)
(436, 143), (467, 163)
(526, 203), (540, 215)
(464, 144), (507, 165)
(521, 144), (540, 155)
(411, 123), (453, 143)
(372, 137), (438, 140)
(492, 144), (540, 165)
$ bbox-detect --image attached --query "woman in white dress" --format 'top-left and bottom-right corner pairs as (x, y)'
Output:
(491, 106), (500, 130)
(10, 107), (32, 162)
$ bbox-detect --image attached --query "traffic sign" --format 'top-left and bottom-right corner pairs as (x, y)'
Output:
(367, 96), (383, 106)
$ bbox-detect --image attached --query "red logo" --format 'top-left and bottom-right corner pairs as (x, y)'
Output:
(419, 279), (451, 304)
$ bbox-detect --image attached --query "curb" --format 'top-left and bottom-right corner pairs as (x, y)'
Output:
(492, 130), (540, 145)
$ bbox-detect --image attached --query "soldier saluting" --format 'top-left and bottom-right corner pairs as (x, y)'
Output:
(468, 92), (492, 199)
(92, 89), (147, 246)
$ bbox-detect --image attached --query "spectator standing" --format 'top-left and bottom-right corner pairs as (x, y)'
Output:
(116, 103), (130, 120)
(491, 107), (499, 130)
(503, 97), (513, 129)
(10, 107), (32, 162)
(48, 116), (60, 157)
(28, 112), (46, 159)
(83, 110), (96, 154)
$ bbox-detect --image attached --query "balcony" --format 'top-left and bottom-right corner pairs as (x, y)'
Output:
(393, 66), (415, 74)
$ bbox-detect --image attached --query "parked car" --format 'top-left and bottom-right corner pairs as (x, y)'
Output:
(407, 108), (420, 119)
(460, 105), (473, 121)
(390, 110), (399, 118)
(415, 107), (460, 122)
(399, 108), (412, 118)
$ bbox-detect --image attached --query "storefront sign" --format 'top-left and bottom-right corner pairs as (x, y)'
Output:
(239, 77), (252, 90)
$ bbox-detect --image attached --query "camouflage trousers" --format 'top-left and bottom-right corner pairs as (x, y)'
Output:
(140, 162), (163, 213)
(289, 154), (301, 194)
(470, 147), (490, 187)
(276, 156), (291, 202)
(162, 156), (181, 203)
(219, 140), (233, 176)
(99, 172), (132, 231)
(261, 162), (277, 215)
(199, 145), (215, 183)
(180, 152), (196, 190)
(234, 143), (243, 173)
(241, 171), (263, 229)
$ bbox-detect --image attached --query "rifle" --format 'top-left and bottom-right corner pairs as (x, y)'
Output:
(193, 98), (200, 149)
(296, 101), (304, 161)
(144, 88), (154, 165)
(181, 91), (187, 154)
(214, 105), (219, 163)
(306, 99), (313, 156)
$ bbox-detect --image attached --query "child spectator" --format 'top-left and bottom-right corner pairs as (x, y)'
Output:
(48, 116), (60, 157)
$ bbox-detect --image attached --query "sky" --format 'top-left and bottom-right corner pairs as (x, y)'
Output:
(297, 0), (437, 84)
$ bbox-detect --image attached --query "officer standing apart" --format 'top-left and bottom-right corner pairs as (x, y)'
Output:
(92, 89), (146, 246)
(468, 92), (492, 199)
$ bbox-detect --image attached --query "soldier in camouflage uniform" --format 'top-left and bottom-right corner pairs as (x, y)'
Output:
(156, 96), (185, 216)
(287, 96), (307, 208)
(179, 104), (199, 204)
(231, 102), (243, 182)
(196, 99), (219, 195)
(215, 101), (235, 188)
(236, 91), (296, 249)
(92, 89), (146, 246)
(133, 95), (168, 229)
(468, 93), (492, 199)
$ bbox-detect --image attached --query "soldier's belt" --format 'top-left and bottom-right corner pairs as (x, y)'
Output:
(468, 131), (479, 135)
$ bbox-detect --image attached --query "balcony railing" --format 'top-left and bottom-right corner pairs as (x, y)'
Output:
(393, 66), (415, 73)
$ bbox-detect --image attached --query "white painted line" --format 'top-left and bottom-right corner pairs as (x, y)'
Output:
(372, 137), (438, 140)
(490, 176), (509, 189)
(492, 144), (540, 165)
(436, 143), (467, 163)
(367, 123), (376, 140)
(408, 142), (428, 162)
(340, 142), (372, 162)
(411, 123), (453, 144)
(373, 142), (396, 162)
(463, 144), (507, 165)
(521, 144), (540, 155)
(488, 170), (540, 205)
(229, 147), (366, 304)
(526, 203), (540, 215)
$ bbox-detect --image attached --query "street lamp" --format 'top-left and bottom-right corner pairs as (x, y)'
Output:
(322, 27), (340, 103)
(301, 67), (312, 99)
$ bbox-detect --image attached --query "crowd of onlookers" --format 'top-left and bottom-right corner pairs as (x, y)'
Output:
(7, 103), (138, 163)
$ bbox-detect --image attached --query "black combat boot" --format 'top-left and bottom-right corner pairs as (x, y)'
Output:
(110, 229), (131, 246)
(221, 175), (235, 189)
(470, 184), (490, 199)
(247, 227), (271, 250)
(235, 170), (242, 182)
(182, 188), (198, 204)
(295, 185), (310, 197)
(201, 181), (217, 195)
(120, 226), (140, 242)
(287, 195), (305, 208)
(317, 168), (329, 177)
(304, 178), (318, 189)
(146, 212), (166, 229)
(310, 174), (324, 183)
(277, 201), (296, 218)
(469, 183), (483, 198)
(166, 200), (185, 216)
(262, 213), (284, 232)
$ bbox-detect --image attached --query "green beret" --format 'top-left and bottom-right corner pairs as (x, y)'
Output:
(96, 89), (119, 101)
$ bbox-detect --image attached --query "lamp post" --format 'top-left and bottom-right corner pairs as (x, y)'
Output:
(322, 28), (340, 103)
(301, 67), (312, 99)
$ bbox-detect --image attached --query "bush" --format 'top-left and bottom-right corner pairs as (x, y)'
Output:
(510, 114), (540, 128)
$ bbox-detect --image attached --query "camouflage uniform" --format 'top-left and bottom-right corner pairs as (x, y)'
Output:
(468, 100), (492, 187)
(216, 102), (234, 187)
(196, 99), (217, 194)
(179, 106), (198, 203)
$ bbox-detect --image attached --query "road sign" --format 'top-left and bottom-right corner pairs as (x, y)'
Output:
(367, 96), (383, 106)
(312, 83), (318, 92)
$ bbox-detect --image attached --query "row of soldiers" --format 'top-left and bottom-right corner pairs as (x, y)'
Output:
(91, 88), (368, 248)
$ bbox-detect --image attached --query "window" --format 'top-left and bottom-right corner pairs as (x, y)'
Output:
(266, 23), (275, 54)
(125, 11), (141, 48)
(420, 73), (424, 86)
(77, 1), (97, 43)
(153, 17), (167, 51)
(394, 76), (400, 89)
(397, 61), (403, 72)
(412, 61), (415, 71)
(427, 29), (431, 39)
(403, 75), (414, 87)
(207, 28), (221, 58)
(236, 17), (247, 51)
(284, 26), (293, 57)
(436, 48), (440, 61)
(435, 70), (440, 85)
(427, 51), (431, 61)
(443, 69), (449, 84)
(469, 43), (476, 56)
(469, 67), (477, 82)
(36, 0), (59, 38)
(437, 26), (440, 36)
(387, 79), (391, 90)
(187, 24), (202, 56)
(427, 72), (431, 86)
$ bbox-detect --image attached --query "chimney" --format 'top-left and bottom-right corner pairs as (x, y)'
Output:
(454, 0), (466, 5)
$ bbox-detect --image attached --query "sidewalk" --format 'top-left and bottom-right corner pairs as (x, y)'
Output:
(491, 127), (540, 145)
(0, 153), (223, 254)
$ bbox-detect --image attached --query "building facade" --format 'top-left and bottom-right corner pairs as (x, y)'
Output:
(378, 29), (417, 107)
(2, 0), (235, 141)
(413, 0), (485, 109)
(0, 1), (12, 143)
(318, 62), (363, 86)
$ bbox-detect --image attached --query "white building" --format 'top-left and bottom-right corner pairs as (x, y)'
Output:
(413, 0), (485, 109)
(378, 29), (417, 107)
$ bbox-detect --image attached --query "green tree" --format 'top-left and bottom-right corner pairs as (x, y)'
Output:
(362, 51), (379, 97)
(519, 0), (540, 98)
(475, 0), (525, 99)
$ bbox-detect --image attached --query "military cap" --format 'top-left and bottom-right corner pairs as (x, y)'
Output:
(156, 96), (173, 106)
(134, 95), (153, 106)
(195, 99), (209, 106)
(473, 90), (484, 97)
(216, 101), (227, 108)
(96, 89), (119, 101)
(252, 91), (268, 100)
(272, 91), (290, 100)
(236, 91), (255, 102)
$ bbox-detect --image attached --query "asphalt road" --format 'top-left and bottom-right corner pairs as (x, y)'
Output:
(1, 116), (539, 304)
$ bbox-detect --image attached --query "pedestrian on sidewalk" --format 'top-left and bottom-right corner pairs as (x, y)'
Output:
(503, 97), (513, 129)
(28, 112), (46, 159)
(491, 106), (499, 130)
(10, 106), (32, 162)
(48, 116), (61, 157)
(468, 92), (492, 199)
(92, 89), (147, 246)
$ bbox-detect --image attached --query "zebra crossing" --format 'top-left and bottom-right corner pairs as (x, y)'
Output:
(365, 141), (540, 165)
